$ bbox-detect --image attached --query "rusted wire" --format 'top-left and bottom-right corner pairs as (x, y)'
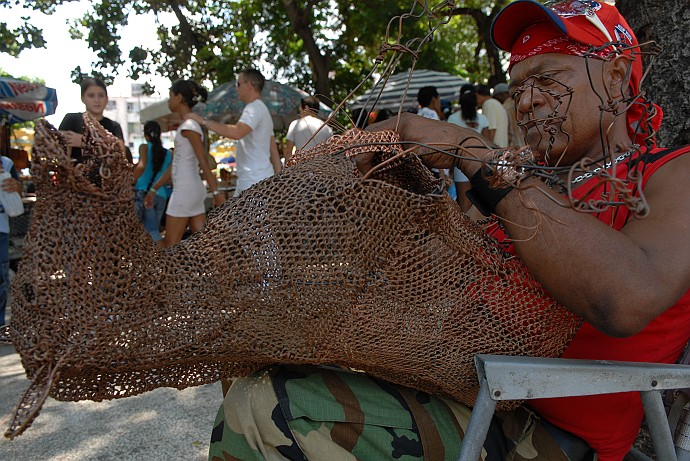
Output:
(7, 115), (580, 438)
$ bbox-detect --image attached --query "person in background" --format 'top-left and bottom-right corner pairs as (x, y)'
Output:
(209, 1), (690, 460)
(476, 83), (509, 147)
(134, 121), (172, 242)
(417, 85), (454, 199)
(217, 168), (235, 199)
(185, 68), (282, 197)
(351, 108), (371, 129)
(0, 155), (22, 327)
(124, 146), (134, 164)
(59, 77), (124, 162)
(145, 79), (223, 247)
(448, 84), (491, 137)
(447, 83), (490, 211)
(284, 96), (334, 163)
(493, 82), (525, 147)
(374, 108), (394, 123)
(416, 85), (442, 120)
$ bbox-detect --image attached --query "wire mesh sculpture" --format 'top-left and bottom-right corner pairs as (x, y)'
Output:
(6, 113), (581, 438)
(6, 0), (662, 440)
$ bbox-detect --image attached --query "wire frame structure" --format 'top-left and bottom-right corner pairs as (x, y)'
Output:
(5, 112), (581, 439)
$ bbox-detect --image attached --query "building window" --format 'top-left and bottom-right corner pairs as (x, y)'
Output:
(127, 102), (136, 112)
(128, 122), (138, 134)
(106, 101), (117, 110)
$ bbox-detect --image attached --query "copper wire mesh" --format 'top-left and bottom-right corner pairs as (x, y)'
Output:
(6, 115), (581, 438)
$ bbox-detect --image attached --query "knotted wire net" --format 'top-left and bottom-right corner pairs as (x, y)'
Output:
(6, 115), (581, 438)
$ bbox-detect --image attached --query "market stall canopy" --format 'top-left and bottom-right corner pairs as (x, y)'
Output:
(1, 77), (58, 159)
(349, 69), (468, 112)
(0, 77), (58, 125)
(140, 80), (331, 133)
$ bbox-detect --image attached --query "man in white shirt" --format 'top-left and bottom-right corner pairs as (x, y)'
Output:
(284, 96), (333, 163)
(186, 68), (282, 197)
(416, 86), (442, 120)
(493, 82), (525, 147)
(476, 84), (509, 147)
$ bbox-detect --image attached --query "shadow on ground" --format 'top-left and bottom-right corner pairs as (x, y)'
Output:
(0, 344), (221, 461)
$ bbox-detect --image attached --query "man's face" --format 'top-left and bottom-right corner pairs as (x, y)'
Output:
(475, 93), (487, 108)
(431, 96), (441, 110)
(236, 76), (251, 103)
(509, 53), (611, 166)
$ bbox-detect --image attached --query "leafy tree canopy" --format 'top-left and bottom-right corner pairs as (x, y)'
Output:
(1, 0), (509, 106)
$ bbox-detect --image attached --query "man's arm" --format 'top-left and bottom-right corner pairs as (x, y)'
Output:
(493, 155), (690, 337)
(366, 113), (690, 337)
(0, 161), (23, 195)
(184, 113), (252, 140)
(270, 136), (282, 174)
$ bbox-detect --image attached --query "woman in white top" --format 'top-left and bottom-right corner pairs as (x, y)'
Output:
(447, 84), (491, 138)
(447, 84), (490, 212)
(145, 79), (224, 247)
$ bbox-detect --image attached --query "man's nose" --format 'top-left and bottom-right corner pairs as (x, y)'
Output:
(515, 86), (546, 118)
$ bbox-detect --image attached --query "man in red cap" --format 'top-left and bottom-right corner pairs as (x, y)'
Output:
(207, 2), (690, 460)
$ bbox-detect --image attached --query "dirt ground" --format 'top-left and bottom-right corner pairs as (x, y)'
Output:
(627, 425), (655, 460)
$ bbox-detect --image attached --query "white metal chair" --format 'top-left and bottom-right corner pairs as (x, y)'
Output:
(456, 354), (690, 461)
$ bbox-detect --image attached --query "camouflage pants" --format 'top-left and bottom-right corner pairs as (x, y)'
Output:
(209, 366), (578, 461)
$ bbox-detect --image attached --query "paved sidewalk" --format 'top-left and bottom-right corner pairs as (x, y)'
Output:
(0, 342), (222, 461)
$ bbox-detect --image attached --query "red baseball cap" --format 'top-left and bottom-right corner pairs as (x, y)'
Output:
(492, 1), (637, 54)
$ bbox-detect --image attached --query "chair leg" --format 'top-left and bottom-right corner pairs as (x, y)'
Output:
(457, 379), (497, 461)
(641, 390), (678, 461)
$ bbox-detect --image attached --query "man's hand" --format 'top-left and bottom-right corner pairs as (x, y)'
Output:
(363, 113), (492, 177)
(184, 113), (205, 125)
(1, 177), (22, 194)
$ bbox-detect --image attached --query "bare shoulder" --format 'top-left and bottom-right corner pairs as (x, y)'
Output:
(641, 149), (690, 211)
(623, 149), (690, 269)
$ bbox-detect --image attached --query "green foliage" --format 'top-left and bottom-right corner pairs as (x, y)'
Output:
(0, 20), (46, 56)
(1, 0), (508, 106)
(0, 68), (45, 84)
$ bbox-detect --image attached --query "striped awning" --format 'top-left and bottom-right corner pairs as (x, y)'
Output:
(349, 69), (468, 111)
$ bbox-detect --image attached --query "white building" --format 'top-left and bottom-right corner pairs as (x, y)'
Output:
(103, 84), (174, 161)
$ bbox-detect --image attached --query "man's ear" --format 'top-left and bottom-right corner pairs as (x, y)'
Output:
(605, 54), (634, 100)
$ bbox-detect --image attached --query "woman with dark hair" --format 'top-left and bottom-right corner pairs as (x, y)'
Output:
(446, 84), (490, 212)
(59, 77), (125, 162)
(134, 120), (172, 242)
(145, 79), (223, 247)
(447, 84), (490, 138)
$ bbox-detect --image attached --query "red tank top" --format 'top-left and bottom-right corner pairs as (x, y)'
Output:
(488, 146), (690, 461)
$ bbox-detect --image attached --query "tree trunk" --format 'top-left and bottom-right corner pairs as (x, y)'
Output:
(617, 0), (690, 146)
(281, 0), (331, 101)
(450, 0), (509, 87)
